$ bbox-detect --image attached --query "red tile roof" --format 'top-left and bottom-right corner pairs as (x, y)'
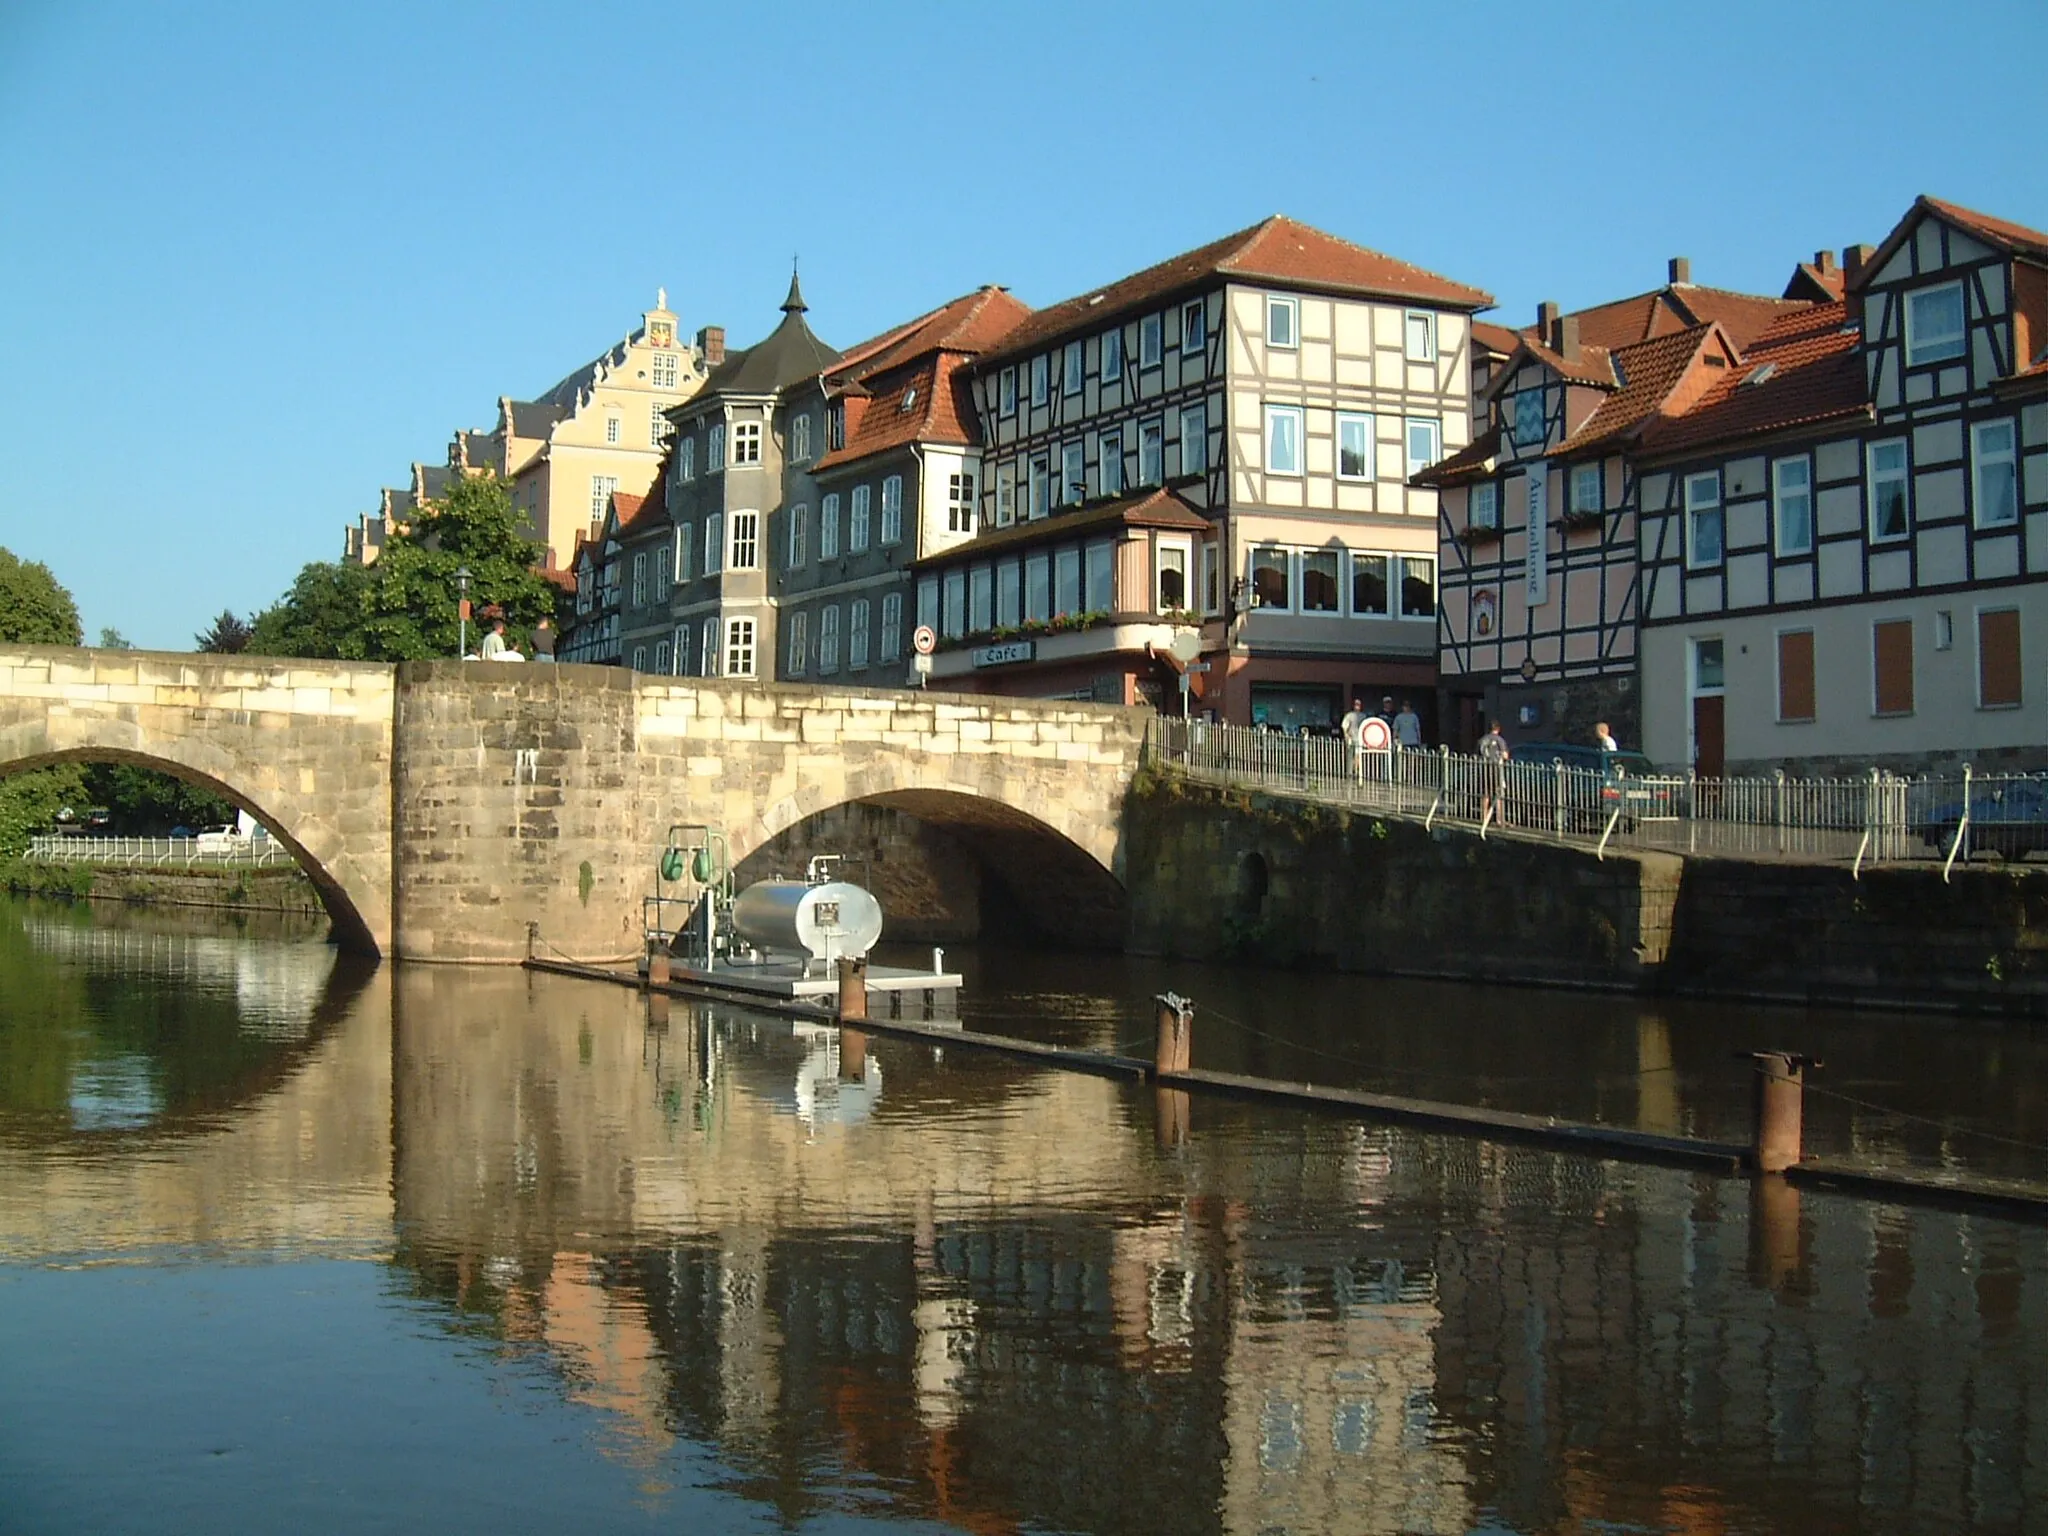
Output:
(1852, 195), (2048, 295)
(1470, 320), (1523, 356)
(1531, 285), (1805, 352)
(1409, 425), (1501, 488)
(1637, 302), (1868, 456)
(537, 565), (577, 594)
(1552, 325), (1735, 459)
(981, 215), (1493, 365)
(912, 487), (1211, 568)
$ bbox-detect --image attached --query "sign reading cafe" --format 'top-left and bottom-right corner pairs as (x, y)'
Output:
(971, 640), (1035, 669)
(1523, 470), (1548, 608)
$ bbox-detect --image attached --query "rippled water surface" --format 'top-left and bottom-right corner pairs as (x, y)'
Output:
(2, 894), (2045, 1534)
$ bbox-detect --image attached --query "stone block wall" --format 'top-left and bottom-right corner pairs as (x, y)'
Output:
(733, 802), (983, 943)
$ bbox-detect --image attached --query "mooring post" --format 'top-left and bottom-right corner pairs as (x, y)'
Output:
(1747, 1050), (1815, 1173)
(1154, 992), (1193, 1078)
(838, 956), (869, 1022)
(647, 941), (670, 989)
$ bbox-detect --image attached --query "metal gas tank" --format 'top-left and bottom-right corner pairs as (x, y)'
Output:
(729, 879), (884, 962)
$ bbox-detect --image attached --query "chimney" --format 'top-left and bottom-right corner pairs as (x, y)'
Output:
(1843, 244), (1876, 285)
(1557, 315), (1580, 361)
(696, 325), (726, 367)
(1668, 256), (1692, 285)
(1813, 249), (1836, 273)
(1537, 300), (1560, 341)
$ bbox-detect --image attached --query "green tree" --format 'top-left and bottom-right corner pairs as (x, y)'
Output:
(97, 626), (131, 650)
(194, 610), (253, 653)
(0, 548), (83, 645)
(248, 473), (558, 660)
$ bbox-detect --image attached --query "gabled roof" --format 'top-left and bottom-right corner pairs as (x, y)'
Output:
(980, 215), (1494, 365)
(912, 487), (1211, 568)
(506, 399), (568, 439)
(1852, 196), (2048, 295)
(829, 286), (1031, 385)
(1551, 326), (1729, 458)
(1638, 302), (1868, 457)
(1532, 284), (1804, 352)
(1470, 320), (1523, 357)
(696, 281), (840, 399)
(1482, 334), (1619, 400)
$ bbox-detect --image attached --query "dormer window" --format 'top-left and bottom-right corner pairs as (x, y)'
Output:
(828, 404), (846, 451)
(1905, 281), (1966, 367)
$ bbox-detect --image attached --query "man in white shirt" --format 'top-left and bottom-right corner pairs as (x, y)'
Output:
(1393, 699), (1423, 750)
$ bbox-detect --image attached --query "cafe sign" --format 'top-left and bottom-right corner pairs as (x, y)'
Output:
(971, 640), (1036, 668)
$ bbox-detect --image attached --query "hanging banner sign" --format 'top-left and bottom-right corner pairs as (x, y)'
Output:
(1524, 470), (1549, 609)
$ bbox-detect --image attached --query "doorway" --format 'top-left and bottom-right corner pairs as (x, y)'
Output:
(1690, 638), (1726, 778)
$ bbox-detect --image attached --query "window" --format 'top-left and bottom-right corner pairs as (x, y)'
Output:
(1100, 430), (1122, 497)
(1936, 609), (1955, 650)
(1180, 405), (1208, 476)
(1979, 608), (2022, 708)
(652, 545), (670, 600)
(787, 502), (808, 567)
(673, 625), (690, 676)
(1024, 554), (1050, 622)
(732, 422), (761, 465)
(1405, 418), (1441, 479)
(818, 605), (841, 673)
(1266, 296), (1298, 349)
(1570, 463), (1602, 516)
(729, 510), (758, 569)
(654, 639), (670, 675)
(1777, 630), (1815, 722)
(1873, 618), (1914, 715)
(1351, 553), (1389, 616)
(828, 404), (846, 451)
(1686, 471), (1724, 567)
(1102, 328), (1123, 381)
(606, 416), (621, 444)
(1086, 540), (1114, 610)
(1905, 281), (1966, 367)
(1470, 481), (1499, 530)
(1201, 543), (1220, 613)
(790, 412), (812, 462)
(1511, 390), (1544, 447)
(591, 474), (618, 522)
(679, 438), (695, 481)
(883, 474), (906, 542)
(1054, 547), (1082, 616)
(674, 526), (691, 584)
(1158, 545), (1189, 611)
(998, 560), (1022, 626)
(942, 571), (966, 638)
(1030, 355), (1049, 406)
(632, 645), (646, 672)
(899, 385), (917, 414)
(1694, 637), (1725, 692)
(700, 619), (717, 676)
(576, 568), (592, 615)
(724, 617), (756, 678)
(1140, 313), (1163, 368)
(1337, 413), (1373, 480)
(652, 352), (678, 389)
(1405, 311), (1436, 362)
(1064, 341), (1083, 396)
(707, 423), (725, 470)
(916, 577), (939, 637)
(996, 463), (1017, 527)
(1029, 454), (1050, 518)
(943, 473), (970, 535)
(1400, 556), (1435, 619)
(999, 368), (1017, 416)
(704, 511), (725, 574)
(1181, 299), (1206, 353)
(652, 403), (673, 446)
(850, 485), (871, 551)
(1973, 419), (2018, 528)
(1062, 442), (1084, 505)
(786, 610), (808, 676)
(879, 593), (903, 661)
(820, 493), (841, 558)
(1250, 546), (1290, 609)
(969, 566), (993, 631)
(1868, 440), (1910, 542)
(1265, 406), (1303, 475)
(631, 552), (647, 606)
(1140, 420), (1164, 486)
(1300, 550), (1339, 613)
(849, 598), (871, 668)
(1773, 457), (1813, 555)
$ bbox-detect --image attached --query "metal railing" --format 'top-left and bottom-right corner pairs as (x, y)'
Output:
(23, 834), (291, 869)
(1147, 719), (2048, 877)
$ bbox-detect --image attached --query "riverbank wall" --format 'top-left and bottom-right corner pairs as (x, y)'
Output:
(1123, 771), (2048, 1016)
(0, 861), (323, 915)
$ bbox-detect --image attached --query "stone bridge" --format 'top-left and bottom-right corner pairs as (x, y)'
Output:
(0, 647), (1151, 962)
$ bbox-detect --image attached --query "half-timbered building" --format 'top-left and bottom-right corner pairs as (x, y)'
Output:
(944, 216), (1492, 729)
(1633, 197), (2048, 774)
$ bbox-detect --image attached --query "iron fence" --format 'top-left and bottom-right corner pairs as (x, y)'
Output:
(1146, 718), (2048, 877)
(23, 834), (290, 869)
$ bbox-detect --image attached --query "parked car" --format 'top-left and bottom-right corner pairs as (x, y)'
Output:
(194, 825), (245, 853)
(1508, 743), (1678, 831)
(1920, 780), (2048, 861)
(168, 825), (195, 840)
(84, 806), (112, 830)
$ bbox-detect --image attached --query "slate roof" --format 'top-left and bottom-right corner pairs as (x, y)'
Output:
(912, 487), (1211, 569)
(1638, 302), (1868, 456)
(980, 215), (1493, 366)
(507, 400), (568, 439)
(416, 464), (454, 502)
(696, 277), (840, 399)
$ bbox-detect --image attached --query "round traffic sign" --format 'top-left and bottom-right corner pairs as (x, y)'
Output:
(1359, 716), (1392, 752)
(912, 625), (937, 656)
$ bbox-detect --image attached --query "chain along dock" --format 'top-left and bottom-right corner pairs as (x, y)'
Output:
(523, 954), (2048, 1223)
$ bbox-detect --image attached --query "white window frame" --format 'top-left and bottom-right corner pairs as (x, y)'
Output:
(1904, 280), (1966, 368)
(1030, 355), (1049, 406)
(1101, 327), (1123, 381)
(787, 503), (808, 568)
(1685, 471), (1724, 568)
(1054, 547), (1082, 617)
(1265, 405), (1304, 476)
(1139, 313), (1163, 369)
(700, 619), (718, 676)
(630, 551), (647, 606)
(1867, 439), (1910, 544)
(1024, 554), (1050, 623)
(674, 526), (691, 584)
(1249, 545), (1291, 612)
(678, 438), (695, 481)
(1404, 311), (1437, 363)
(820, 492), (841, 558)
(790, 412), (811, 462)
(724, 617), (756, 679)
(606, 416), (621, 444)
(1297, 547), (1340, 615)
(1972, 418), (2019, 529)
(652, 352), (678, 389)
(1399, 554), (1436, 621)
(1061, 442), (1084, 505)
(1404, 417), (1441, 480)
(999, 368), (1016, 416)
(654, 639), (670, 674)
(1336, 412), (1374, 481)
(1181, 298), (1206, 354)
(997, 560), (1022, 627)
(1100, 430), (1122, 498)
(728, 509), (759, 570)
(1200, 542), (1220, 615)
(1772, 457), (1813, 555)
(731, 421), (761, 466)
(850, 484), (872, 551)
(1029, 454), (1050, 518)
(942, 570), (967, 638)
(704, 510), (725, 574)
(1470, 481), (1499, 531)
(969, 565), (993, 632)
(1180, 405), (1207, 477)
(818, 605), (840, 673)
(1266, 296), (1298, 350)
(652, 545), (670, 601)
(916, 577), (939, 637)
(1570, 462), (1602, 516)
(879, 592), (903, 662)
(1157, 539), (1193, 613)
(883, 475), (906, 543)
(651, 403), (672, 446)
(707, 423), (725, 472)
(590, 474), (617, 522)
(849, 597), (871, 669)
(1139, 419), (1164, 487)
(944, 473), (971, 535)
(1063, 341), (1084, 397)
(786, 610), (808, 676)
(996, 462), (1017, 527)
(632, 644), (646, 672)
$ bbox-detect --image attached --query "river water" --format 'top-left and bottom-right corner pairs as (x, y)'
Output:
(1, 894), (2045, 1534)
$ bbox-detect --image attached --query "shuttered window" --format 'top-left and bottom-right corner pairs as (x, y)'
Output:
(1978, 608), (2022, 708)
(1777, 630), (1815, 722)
(1872, 619), (1914, 716)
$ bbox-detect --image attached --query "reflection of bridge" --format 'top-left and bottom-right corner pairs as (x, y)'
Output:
(0, 646), (1149, 960)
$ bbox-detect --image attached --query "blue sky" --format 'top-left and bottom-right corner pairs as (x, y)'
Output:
(1, 0), (2043, 649)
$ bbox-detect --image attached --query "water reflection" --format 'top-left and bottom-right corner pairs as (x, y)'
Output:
(2, 899), (2046, 1533)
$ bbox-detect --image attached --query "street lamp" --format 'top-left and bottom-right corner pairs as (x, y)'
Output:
(455, 567), (472, 659)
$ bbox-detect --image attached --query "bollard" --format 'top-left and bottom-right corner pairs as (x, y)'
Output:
(837, 955), (869, 1022)
(647, 943), (670, 989)
(1154, 992), (1193, 1078)
(1746, 1050), (1817, 1173)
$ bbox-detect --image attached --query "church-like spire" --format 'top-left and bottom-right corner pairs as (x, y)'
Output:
(782, 262), (807, 315)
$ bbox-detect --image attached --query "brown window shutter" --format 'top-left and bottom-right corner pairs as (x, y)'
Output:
(1777, 630), (1815, 721)
(1979, 608), (2022, 707)
(1873, 619), (1915, 715)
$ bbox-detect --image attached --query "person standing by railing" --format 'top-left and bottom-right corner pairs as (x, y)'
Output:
(1479, 719), (1511, 830)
